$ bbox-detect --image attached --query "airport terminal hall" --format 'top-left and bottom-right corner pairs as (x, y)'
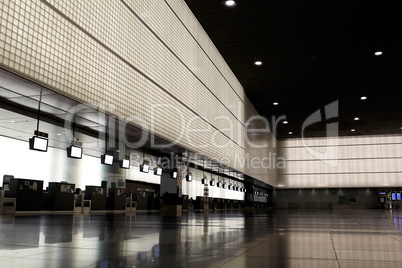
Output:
(1, 0), (402, 267)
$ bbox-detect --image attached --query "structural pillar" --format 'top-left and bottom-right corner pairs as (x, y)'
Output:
(160, 154), (183, 216)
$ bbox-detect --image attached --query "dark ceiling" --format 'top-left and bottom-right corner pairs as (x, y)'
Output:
(185, 0), (402, 139)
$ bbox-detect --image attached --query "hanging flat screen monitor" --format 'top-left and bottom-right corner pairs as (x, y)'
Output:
(391, 193), (397, 201)
(201, 178), (207, 184)
(29, 136), (48, 152)
(397, 193), (402, 200)
(154, 167), (162, 176)
(210, 180), (215, 186)
(67, 145), (82, 159)
(171, 170), (178, 179)
(120, 159), (130, 169)
(140, 164), (149, 173)
(101, 154), (114, 165)
(186, 174), (192, 182)
(217, 182), (221, 188)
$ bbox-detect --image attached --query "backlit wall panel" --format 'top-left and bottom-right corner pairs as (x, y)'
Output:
(0, 0), (276, 186)
(0, 136), (112, 189)
(278, 135), (402, 188)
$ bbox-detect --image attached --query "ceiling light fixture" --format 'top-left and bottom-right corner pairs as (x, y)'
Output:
(289, 131), (293, 135)
(360, 96), (367, 100)
(254, 61), (262, 66)
(273, 102), (279, 105)
(283, 120), (288, 124)
(225, 0), (235, 7)
(354, 117), (360, 121)
(9, 120), (15, 123)
(374, 51), (383, 56)
(351, 129), (355, 132)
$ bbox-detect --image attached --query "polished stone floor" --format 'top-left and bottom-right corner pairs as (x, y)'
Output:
(1, 209), (402, 267)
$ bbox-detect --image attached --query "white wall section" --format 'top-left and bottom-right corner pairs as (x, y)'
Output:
(278, 135), (402, 188)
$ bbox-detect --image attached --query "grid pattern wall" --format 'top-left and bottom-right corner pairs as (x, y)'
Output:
(277, 135), (402, 188)
(0, 0), (275, 184)
(243, 97), (278, 185)
(165, 0), (245, 104)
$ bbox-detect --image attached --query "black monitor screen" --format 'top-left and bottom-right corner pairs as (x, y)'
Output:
(30, 136), (48, 152)
(121, 159), (130, 169)
(154, 167), (162, 176)
(140, 164), (149, 173)
(101, 154), (113, 165)
(67, 145), (82, 159)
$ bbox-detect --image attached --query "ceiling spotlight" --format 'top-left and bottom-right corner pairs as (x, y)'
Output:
(374, 51), (383, 56)
(289, 131), (293, 135)
(283, 120), (288, 124)
(354, 117), (360, 121)
(360, 96), (367, 100)
(351, 129), (355, 132)
(9, 120), (15, 123)
(273, 102), (279, 106)
(56, 133), (62, 136)
(254, 61), (262, 66)
(225, 0), (235, 7)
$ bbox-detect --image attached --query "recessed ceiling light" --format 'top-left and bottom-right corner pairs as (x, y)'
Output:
(354, 117), (360, 121)
(351, 129), (355, 132)
(56, 133), (62, 136)
(283, 121), (288, 124)
(225, 0), (235, 7)
(273, 102), (279, 105)
(360, 96), (367, 100)
(254, 61), (262, 66)
(374, 51), (383, 56)
(9, 120), (15, 123)
(289, 131), (293, 135)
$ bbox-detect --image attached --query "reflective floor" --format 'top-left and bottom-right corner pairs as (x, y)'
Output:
(1, 209), (402, 267)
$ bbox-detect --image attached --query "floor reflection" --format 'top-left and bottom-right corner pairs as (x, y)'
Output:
(1, 210), (402, 267)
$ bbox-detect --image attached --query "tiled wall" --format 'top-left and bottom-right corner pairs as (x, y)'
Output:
(278, 135), (402, 188)
(0, 0), (277, 186)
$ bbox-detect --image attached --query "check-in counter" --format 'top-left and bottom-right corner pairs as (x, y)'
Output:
(42, 182), (75, 211)
(107, 188), (126, 211)
(5, 178), (43, 211)
(84, 186), (107, 211)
